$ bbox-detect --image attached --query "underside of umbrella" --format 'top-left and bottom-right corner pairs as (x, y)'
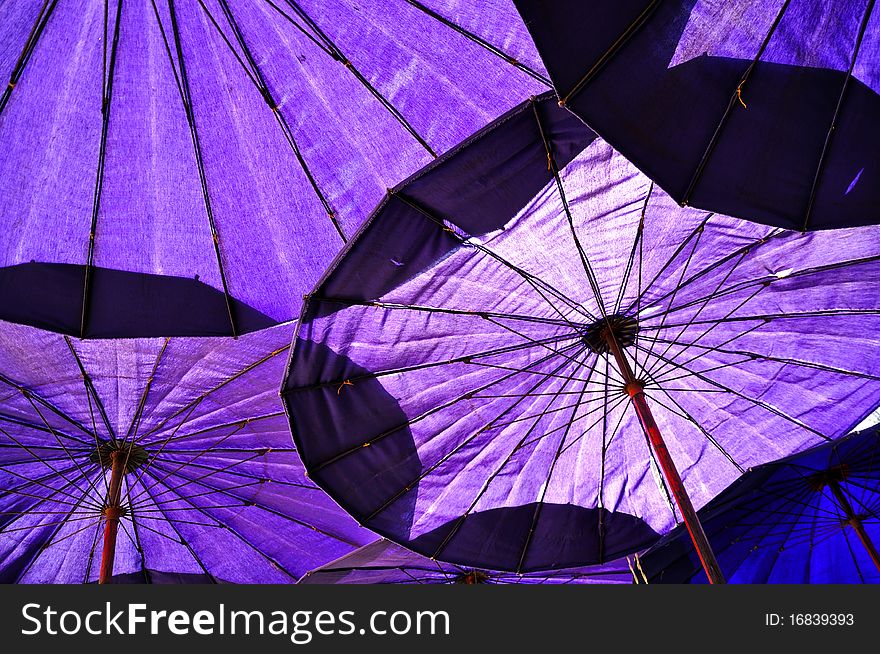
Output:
(299, 539), (633, 584)
(515, 0), (880, 231)
(0, 320), (371, 583)
(640, 426), (880, 583)
(283, 93), (880, 576)
(0, 0), (547, 337)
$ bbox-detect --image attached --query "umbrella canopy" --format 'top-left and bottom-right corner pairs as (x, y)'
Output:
(299, 538), (633, 584)
(0, 0), (547, 338)
(514, 0), (880, 231)
(639, 426), (880, 583)
(282, 93), (880, 576)
(0, 320), (371, 583)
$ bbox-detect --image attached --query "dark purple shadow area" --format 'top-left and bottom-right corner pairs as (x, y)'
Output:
(516, 0), (880, 230)
(409, 503), (660, 573)
(0, 262), (276, 337)
(98, 571), (226, 584)
(283, 340), (421, 540)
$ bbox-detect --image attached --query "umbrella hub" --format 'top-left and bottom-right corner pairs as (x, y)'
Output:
(806, 463), (849, 491)
(88, 440), (149, 473)
(455, 570), (490, 584)
(580, 314), (639, 354)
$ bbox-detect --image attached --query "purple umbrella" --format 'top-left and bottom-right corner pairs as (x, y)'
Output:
(0, 0), (546, 338)
(282, 93), (880, 584)
(514, 0), (880, 231)
(299, 539), (633, 584)
(0, 320), (371, 583)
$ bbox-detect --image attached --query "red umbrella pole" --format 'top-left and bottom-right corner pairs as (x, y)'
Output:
(827, 479), (880, 573)
(99, 449), (126, 584)
(603, 329), (726, 584)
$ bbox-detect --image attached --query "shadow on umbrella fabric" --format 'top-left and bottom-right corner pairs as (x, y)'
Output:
(515, 0), (880, 230)
(408, 504), (658, 573)
(284, 90), (880, 576)
(639, 426), (880, 584)
(0, 262), (276, 337)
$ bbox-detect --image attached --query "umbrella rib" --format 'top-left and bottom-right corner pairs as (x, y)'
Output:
(137, 454), (314, 492)
(640, 308), (880, 331)
(312, 295), (579, 329)
(613, 183), (652, 315)
(648, 335), (880, 385)
(12, 478), (103, 583)
(126, 423), (245, 505)
(0, 0), (58, 115)
(285, 330), (581, 394)
(518, 390), (627, 452)
(137, 345), (289, 440)
(840, 525), (867, 584)
(647, 253), (880, 325)
(516, 350), (600, 573)
(428, 346), (596, 566)
(402, 0), (552, 85)
(680, 0), (793, 207)
(139, 464), (362, 547)
(138, 411), (285, 449)
(124, 479), (219, 582)
(0, 413), (91, 446)
(0, 373), (96, 441)
(533, 101), (608, 318)
(647, 246), (750, 372)
(122, 337), (170, 444)
(640, 217), (708, 366)
(129, 478), (263, 512)
(0, 424), (102, 503)
(392, 191), (596, 323)
(0, 462), (104, 512)
(361, 345), (590, 524)
(632, 341), (830, 441)
(140, 466), (350, 563)
(647, 390), (744, 474)
(276, 0), (437, 157)
(803, 0), (876, 230)
(209, 0), (346, 241)
(558, 0), (660, 105)
(83, 518), (104, 584)
(80, 0), (123, 337)
(641, 315), (767, 383)
(621, 215), (713, 318)
(261, 0), (335, 56)
(63, 336), (117, 441)
(310, 341), (585, 472)
(622, 229), (781, 318)
(130, 447), (266, 507)
(166, 0), (238, 336)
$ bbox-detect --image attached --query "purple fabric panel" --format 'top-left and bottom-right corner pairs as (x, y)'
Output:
(410, 0), (548, 80)
(0, 0), (544, 336)
(0, 0), (101, 267)
(300, 539), (632, 584)
(285, 126), (880, 571)
(93, 1), (221, 288)
(0, 320), (371, 583)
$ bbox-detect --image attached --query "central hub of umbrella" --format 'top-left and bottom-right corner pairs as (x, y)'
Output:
(454, 570), (490, 584)
(88, 440), (149, 473)
(580, 314), (639, 354)
(806, 463), (850, 491)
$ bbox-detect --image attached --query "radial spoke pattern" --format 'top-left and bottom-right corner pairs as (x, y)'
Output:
(0, 321), (369, 583)
(284, 117), (880, 573)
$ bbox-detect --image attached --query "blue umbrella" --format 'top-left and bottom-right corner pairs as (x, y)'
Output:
(639, 426), (880, 583)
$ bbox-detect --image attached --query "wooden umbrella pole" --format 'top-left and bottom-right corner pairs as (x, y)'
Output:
(98, 450), (126, 585)
(603, 329), (726, 584)
(827, 480), (880, 573)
